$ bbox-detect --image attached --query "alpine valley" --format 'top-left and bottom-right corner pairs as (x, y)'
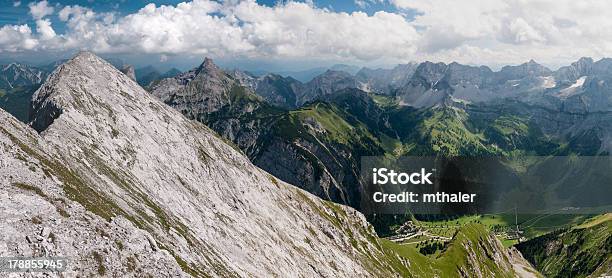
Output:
(1, 52), (611, 277)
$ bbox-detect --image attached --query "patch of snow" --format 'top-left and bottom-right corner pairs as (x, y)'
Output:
(540, 76), (556, 89)
(569, 76), (586, 89)
(557, 76), (586, 99)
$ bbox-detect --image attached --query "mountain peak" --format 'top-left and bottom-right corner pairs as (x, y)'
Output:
(197, 57), (220, 74)
(72, 50), (99, 62)
(577, 57), (594, 64)
(30, 51), (140, 132)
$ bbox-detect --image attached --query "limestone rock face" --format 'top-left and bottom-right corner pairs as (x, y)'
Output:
(4, 51), (401, 277)
(0, 110), (185, 277)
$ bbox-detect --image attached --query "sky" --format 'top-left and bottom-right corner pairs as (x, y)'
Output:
(1, 0), (612, 72)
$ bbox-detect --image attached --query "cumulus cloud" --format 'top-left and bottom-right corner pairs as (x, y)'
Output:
(1, 0), (420, 61)
(0, 25), (37, 52)
(35, 19), (56, 40)
(3, 0), (612, 66)
(390, 0), (612, 65)
(28, 0), (54, 20)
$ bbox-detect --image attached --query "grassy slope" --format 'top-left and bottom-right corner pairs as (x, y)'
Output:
(516, 214), (612, 278)
(381, 223), (520, 277)
(387, 106), (500, 157)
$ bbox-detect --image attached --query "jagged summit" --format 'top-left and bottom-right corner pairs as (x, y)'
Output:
(30, 51), (143, 132)
(194, 57), (222, 76)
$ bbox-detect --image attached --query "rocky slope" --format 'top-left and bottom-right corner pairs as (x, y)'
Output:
(0, 108), (185, 277)
(150, 60), (385, 209)
(12, 51), (410, 276)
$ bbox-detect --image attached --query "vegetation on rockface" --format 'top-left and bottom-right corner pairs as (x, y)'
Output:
(517, 214), (612, 278)
(270, 100), (385, 207)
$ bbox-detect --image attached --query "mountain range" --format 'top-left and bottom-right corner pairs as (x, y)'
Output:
(0, 63), (48, 122)
(0, 51), (553, 277)
(148, 56), (612, 230)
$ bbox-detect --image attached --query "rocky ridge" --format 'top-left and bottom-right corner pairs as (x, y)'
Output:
(5, 52), (403, 277)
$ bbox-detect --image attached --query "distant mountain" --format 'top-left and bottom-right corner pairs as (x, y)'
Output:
(356, 63), (418, 95)
(120, 64), (136, 81)
(329, 64), (361, 75)
(135, 66), (182, 87)
(297, 69), (367, 105)
(149, 57), (612, 222)
(0, 63), (47, 89)
(0, 63), (48, 122)
(228, 70), (301, 109)
(276, 67), (327, 82)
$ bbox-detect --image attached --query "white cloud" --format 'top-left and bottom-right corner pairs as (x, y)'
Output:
(229, 1), (419, 60)
(3, 0), (612, 66)
(28, 1), (54, 20)
(355, 0), (367, 8)
(13, 1), (21, 7)
(4, 0), (419, 62)
(35, 19), (56, 40)
(0, 25), (37, 52)
(355, 0), (383, 9)
(390, 0), (612, 65)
